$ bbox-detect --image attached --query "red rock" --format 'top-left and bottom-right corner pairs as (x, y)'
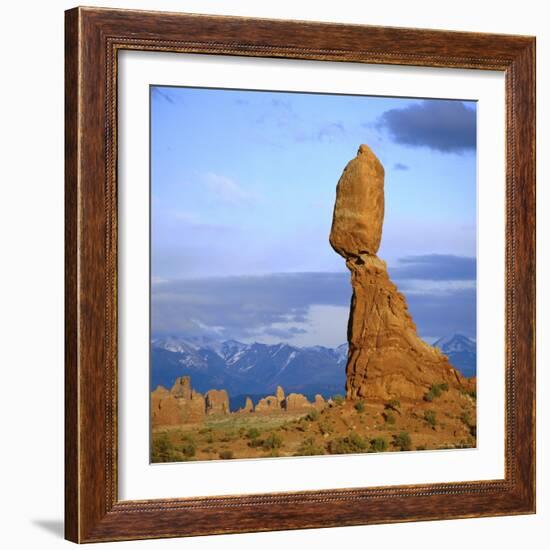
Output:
(238, 397), (254, 413)
(276, 385), (285, 405)
(330, 145), (467, 401)
(284, 393), (314, 411)
(205, 389), (230, 415)
(255, 395), (279, 412)
(314, 394), (326, 409)
(171, 376), (192, 400)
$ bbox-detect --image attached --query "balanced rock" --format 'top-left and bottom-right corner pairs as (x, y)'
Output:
(330, 145), (466, 400)
(205, 389), (230, 415)
(330, 144), (385, 258)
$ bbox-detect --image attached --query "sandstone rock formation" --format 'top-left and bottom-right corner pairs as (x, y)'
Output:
(330, 145), (467, 401)
(276, 385), (285, 406)
(255, 395), (279, 412)
(151, 377), (206, 426)
(284, 393), (314, 411)
(238, 396), (254, 413)
(314, 394), (326, 409)
(171, 376), (192, 400)
(205, 389), (230, 415)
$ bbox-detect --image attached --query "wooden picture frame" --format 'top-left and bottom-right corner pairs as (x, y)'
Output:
(65, 6), (536, 543)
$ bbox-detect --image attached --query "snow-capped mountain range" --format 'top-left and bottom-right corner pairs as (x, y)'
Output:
(151, 337), (348, 398)
(151, 334), (476, 399)
(433, 333), (477, 377)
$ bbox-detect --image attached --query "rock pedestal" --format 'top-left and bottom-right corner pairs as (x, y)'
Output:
(330, 145), (466, 400)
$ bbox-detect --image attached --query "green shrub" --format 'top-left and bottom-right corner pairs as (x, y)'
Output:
(460, 388), (477, 400)
(392, 431), (412, 451)
(384, 411), (396, 425)
(219, 450), (234, 460)
(246, 427), (261, 440)
(354, 401), (366, 413)
(151, 434), (176, 462)
(385, 399), (401, 410)
(306, 409), (320, 422)
(424, 410), (437, 427)
(370, 437), (388, 453)
(424, 383), (449, 402)
(328, 432), (369, 454)
(318, 421), (333, 435)
(262, 432), (283, 450)
(180, 439), (197, 458)
(332, 394), (345, 406)
(295, 437), (325, 456)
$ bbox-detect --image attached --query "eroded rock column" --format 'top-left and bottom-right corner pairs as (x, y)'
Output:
(330, 145), (465, 400)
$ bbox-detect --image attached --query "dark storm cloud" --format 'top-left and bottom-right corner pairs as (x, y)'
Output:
(152, 255), (476, 341)
(406, 288), (476, 339)
(377, 100), (476, 153)
(390, 255), (476, 281)
(152, 272), (351, 339)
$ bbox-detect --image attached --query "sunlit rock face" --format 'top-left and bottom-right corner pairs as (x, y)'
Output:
(330, 145), (466, 400)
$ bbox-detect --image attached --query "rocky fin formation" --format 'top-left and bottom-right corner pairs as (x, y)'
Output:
(330, 145), (466, 400)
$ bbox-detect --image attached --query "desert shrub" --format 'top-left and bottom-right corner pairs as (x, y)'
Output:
(392, 431), (412, 451)
(262, 432), (283, 450)
(248, 438), (264, 448)
(328, 432), (369, 454)
(370, 437), (388, 453)
(424, 410), (437, 427)
(318, 421), (333, 435)
(460, 411), (477, 436)
(460, 388), (477, 400)
(219, 450), (234, 460)
(179, 437), (197, 458)
(306, 409), (320, 422)
(354, 401), (366, 413)
(295, 437), (325, 456)
(332, 394), (345, 406)
(151, 434), (176, 463)
(246, 427), (261, 440)
(384, 411), (396, 425)
(386, 399), (401, 410)
(198, 427), (211, 435)
(416, 444), (427, 451)
(424, 383), (449, 402)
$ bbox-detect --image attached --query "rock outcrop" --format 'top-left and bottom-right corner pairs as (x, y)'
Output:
(205, 389), (230, 415)
(238, 397), (254, 413)
(151, 377), (206, 426)
(330, 145), (466, 401)
(255, 395), (279, 412)
(314, 394), (326, 409)
(284, 393), (315, 411)
(276, 385), (285, 406)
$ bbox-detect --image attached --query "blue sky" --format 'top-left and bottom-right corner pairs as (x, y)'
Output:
(151, 86), (477, 346)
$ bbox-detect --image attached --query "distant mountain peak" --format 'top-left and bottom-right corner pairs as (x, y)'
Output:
(434, 333), (476, 353)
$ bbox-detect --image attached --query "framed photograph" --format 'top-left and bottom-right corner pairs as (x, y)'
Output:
(65, 7), (535, 543)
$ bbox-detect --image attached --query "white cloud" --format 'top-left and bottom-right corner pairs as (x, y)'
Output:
(203, 173), (255, 204)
